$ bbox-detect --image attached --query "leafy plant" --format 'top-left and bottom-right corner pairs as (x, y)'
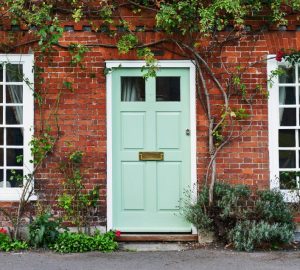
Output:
(229, 220), (294, 252)
(182, 183), (295, 251)
(0, 229), (28, 252)
(182, 186), (213, 232)
(58, 150), (100, 233)
(50, 231), (118, 253)
(68, 43), (90, 67)
(255, 190), (294, 225)
(29, 211), (63, 248)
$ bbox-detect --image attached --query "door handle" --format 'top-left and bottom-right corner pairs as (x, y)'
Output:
(186, 129), (190, 136)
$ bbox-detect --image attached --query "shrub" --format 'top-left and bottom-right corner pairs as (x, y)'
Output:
(50, 231), (118, 253)
(182, 183), (295, 251)
(182, 186), (213, 232)
(230, 220), (294, 251)
(255, 190), (294, 225)
(182, 183), (250, 236)
(0, 228), (28, 252)
(29, 211), (63, 248)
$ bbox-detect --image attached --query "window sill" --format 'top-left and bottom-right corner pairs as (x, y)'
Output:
(280, 189), (300, 203)
(0, 189), (38, 202)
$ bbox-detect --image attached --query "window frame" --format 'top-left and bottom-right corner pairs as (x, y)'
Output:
(268, 55), (300, 202)
(0, 54), (35, 201)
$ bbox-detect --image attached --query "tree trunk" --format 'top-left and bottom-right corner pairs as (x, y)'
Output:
(208, 119), (216, 206)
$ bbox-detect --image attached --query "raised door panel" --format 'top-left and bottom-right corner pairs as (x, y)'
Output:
(157, 162), (181, 210)
(121, 162), (145, 210)
(121, 112), (145, 149)
(156, 112), (181, 149)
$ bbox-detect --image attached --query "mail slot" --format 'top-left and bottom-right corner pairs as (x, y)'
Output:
(139, 152), (164, 161)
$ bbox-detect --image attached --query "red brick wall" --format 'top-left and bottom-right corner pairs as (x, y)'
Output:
(1, 17), (300, 227)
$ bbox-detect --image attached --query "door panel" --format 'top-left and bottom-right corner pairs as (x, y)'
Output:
(112, 68), (191, 232)
(122, 162), (145, 210)
(157, 162), (181, 210)
(121, 112), (145, 149)
(156, 112), (181, 149)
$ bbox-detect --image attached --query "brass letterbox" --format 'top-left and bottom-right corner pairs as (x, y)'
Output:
(139, 152), (164, 161)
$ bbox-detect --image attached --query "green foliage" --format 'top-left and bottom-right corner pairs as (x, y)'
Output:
(230, 220), (294, 251)
(4, 0), (63, 52)
(255, 190), (294, 225)
(29, 211), (63, 248)
(69, 150), (83, 164)
(0, 233), (28, 252)
(268, 67), (285, 87)
(99, 5), (114, 24)
(212, 128), (224, 146)
(72, 7), (83, 23)
(155, 0), (300, 35)
(63, 81), (74, 92)
(214, 183), (250, 219)
(231, 108), (250, 120)
(137, 47), (159, 78)
(50, 231), (118, 253)
(182, 186), (213, 232)
(233, 75), (247, 100)
(117, 34), (138, 54)
(283, 50), (300, 66)
(58, 150), (99, 232)
(182, 183), (295, 251)
(30, 131), (56, 165)
(68, 43), (90, 67)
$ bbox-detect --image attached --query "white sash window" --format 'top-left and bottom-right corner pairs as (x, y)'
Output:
(0, 54), (34, 201)
(268, 56), (300, 202)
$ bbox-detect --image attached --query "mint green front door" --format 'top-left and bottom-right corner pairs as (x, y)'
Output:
(112, 67), (191, 232)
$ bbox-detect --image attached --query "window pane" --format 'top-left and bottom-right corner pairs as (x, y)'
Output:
(279, 171), (298, 189)
(279, 87), (295, 104)
(6, 64), (23, 82)
(279, 150), (296, 168)
(7, 128), (23, 146)
(156, 77), (180, 101)
(7, 169), (23, 188)
(279, 129), (295, 147)
(7, 148), (23, 166)
(6, 106), (23, 124)
(0, 128), (3, 145)
(0, 169), (3, 187)
(0, 85), (3, 103)
(279, 108), (296, 126)
(0, 64), (3, 82)
(0, 148), (3, 166)
(6, 85), (23, 103)
(279, 66), (295, 83)
(121, 77), (145, 102)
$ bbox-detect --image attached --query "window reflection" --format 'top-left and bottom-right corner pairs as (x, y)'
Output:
(279, 108), (296, 126)
(279, 66), (295, 83)
(279, 171), (298, 189)
(6, 64), (23, 82)
(279, 129), (295, 147)
(121, 77), (145, 102)
(279, 150), (295, 168)
(279, 87), (295, 105)
(156, 77), (180, 101)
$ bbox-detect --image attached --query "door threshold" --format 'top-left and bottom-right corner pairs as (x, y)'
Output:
(117, 234), (198, 242)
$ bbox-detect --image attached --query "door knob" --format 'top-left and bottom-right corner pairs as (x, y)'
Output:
(186, 129), (190, 136)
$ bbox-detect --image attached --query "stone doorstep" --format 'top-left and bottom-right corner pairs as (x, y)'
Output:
(119, 242), (187, 252)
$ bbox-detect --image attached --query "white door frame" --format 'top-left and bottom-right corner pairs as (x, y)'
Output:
(106, 60), (197, 233)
